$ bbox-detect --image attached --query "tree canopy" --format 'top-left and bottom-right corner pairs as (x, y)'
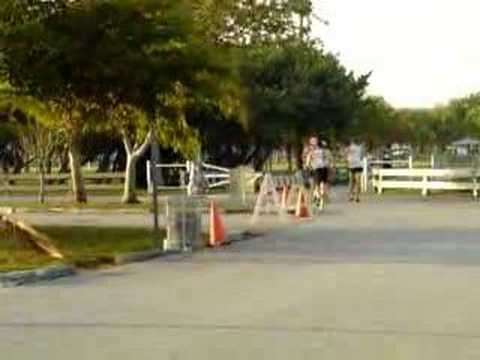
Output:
(5, 0), (477, 203)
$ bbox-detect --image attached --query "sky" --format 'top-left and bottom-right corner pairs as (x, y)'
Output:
(312, 0), (480, 109)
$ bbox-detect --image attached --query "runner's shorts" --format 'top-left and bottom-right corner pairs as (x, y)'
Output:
(313, 168), (329, 185)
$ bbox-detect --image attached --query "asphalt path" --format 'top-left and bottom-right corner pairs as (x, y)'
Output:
(2, 191), (480, 359)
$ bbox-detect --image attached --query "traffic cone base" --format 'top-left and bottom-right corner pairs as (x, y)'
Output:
(209, 201), (226, 247)
(280, 185), (289, 210)
(295, 190), (310, 218)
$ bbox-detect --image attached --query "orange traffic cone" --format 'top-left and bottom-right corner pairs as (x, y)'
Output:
(209, 201), (226, 247)
(295, 190), (310, 218)
(280, 185), (289, 210)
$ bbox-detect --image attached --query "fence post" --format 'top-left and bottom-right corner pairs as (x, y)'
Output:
(378, 171), (383, 194)
(362, 157), (368, 193)
(422, 175), (429, 197)
(473, 176), (478, 199)
(408, 155), (413, 169)
(180, 170), (186, 192)
(430, 154), (435, 169)
(150, 160), (160, 248)
(146, 160), (152, 194)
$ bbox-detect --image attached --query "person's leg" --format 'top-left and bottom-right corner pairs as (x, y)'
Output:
(323, 180), (330, 201)
(348, 169), (355, 201)
(312, 169), (320, 202)
(315, 184), (321, 208)
(321, 168), (329, 199)
(354, 170), (362, 202)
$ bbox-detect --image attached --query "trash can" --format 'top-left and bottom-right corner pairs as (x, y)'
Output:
(230, 166), (256, 204)
(164, 198), (203, 251)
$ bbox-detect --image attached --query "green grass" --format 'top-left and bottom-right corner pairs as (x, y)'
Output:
(0, 225), (164, 272)
(38, 226), (164, 268)
(0, 231), (55, 272)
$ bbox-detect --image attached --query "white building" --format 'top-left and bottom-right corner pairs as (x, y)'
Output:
(450, 137), (480, 156)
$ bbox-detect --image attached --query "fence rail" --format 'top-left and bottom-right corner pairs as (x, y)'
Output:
(0, 172), (125, 193)
(147, 161), (232, 192)
(372, 168), (479, 197)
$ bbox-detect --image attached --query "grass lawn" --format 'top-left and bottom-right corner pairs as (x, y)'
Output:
(0, 231), (55, 272)
(38, 226), (164, 269)
(0, 226), (164, 272)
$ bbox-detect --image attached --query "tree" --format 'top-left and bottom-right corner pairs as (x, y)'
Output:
(395, 93), (480, 153)
(240, 43), (369, 169)
(0, 0), (238, 203)
(16, 117), (63, 204)
(199, 0), (309, 46)
(0, 1), (104, 202)
(353, 96), (407, 149)
(0, 91), (65, 202)
(82, 0), (237, 202)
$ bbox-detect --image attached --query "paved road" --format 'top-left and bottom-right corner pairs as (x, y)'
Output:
(2, 192), (480, 359)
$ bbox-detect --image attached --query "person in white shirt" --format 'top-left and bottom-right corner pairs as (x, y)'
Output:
(305, 136), (331, 209)
(345, 138), (364, 202)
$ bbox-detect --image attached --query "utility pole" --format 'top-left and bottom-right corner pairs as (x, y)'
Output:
(150, 131), (161, 249)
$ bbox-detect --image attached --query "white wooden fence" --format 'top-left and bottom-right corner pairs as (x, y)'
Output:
(147, 161), (232, 192)
(372, 168), (479, 197)
(361, 157), (412, 193)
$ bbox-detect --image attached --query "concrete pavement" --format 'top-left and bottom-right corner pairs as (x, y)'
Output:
(2, 191), (480, 359)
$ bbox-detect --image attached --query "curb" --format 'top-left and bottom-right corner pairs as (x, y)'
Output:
(114, 231), (258, 265)
(0, 232), (262, 287)
(0, 264), (76, 288)
(228, 230), (259, 243)
(114, 249), (163, 265)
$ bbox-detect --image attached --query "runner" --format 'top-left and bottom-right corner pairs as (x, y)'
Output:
(301, 140), (312, 189)
(323, 140), (336, 200)
(345, 138), (364, 203)
(305, 136), (329, 211)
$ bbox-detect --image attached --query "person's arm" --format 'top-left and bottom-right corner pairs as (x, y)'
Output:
(305, 150), (312, 169)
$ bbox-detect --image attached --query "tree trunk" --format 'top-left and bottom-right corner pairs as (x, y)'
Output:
(38, 162), (46, 204)
(59, 148), (69, 173)
(122, 154), (139, 204)
(13, 149), (24, 174)
(68, 142), (87, 203)
(121, 130), (152, 204)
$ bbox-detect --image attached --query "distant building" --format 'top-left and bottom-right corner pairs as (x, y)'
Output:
(449, 137), (480, 156)
(390, 143), (412, 159)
